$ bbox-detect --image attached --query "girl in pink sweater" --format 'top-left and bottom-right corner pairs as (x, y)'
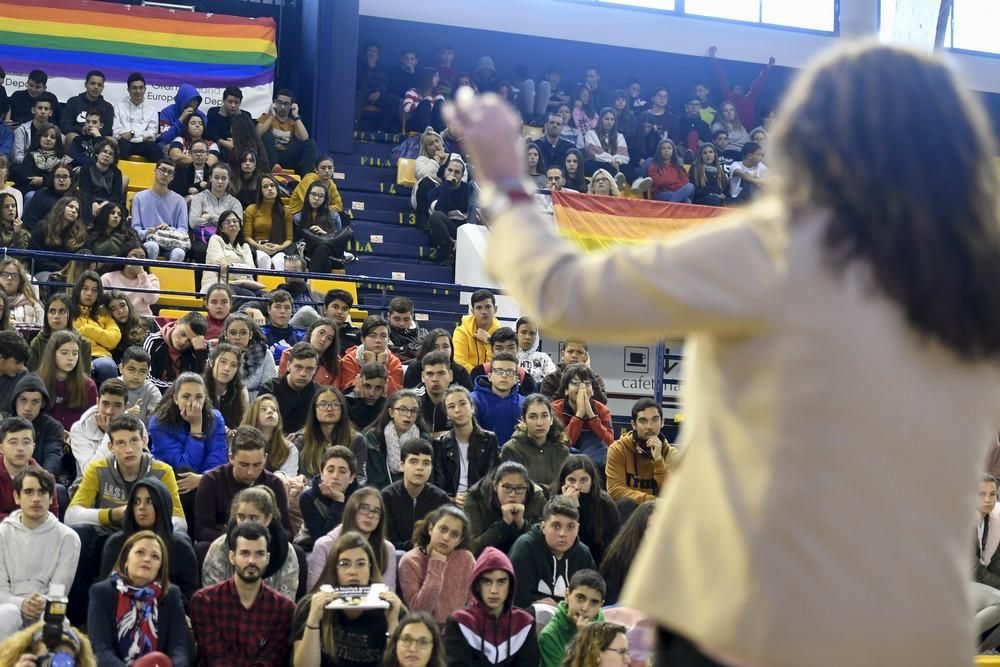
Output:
(398, 505), (475, 627)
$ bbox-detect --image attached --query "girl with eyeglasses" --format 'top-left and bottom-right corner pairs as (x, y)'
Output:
(22, 163), (75, 230)
(0, 257), (41, 325)
(293, 531), (403, 667)
(361, 390), (429, 491)
(464, 460), (546, 556)
(76, 138), (124, 221)
(551, 363), (614, 465)
(307, 488), (397, 593)
(293, 386), (361, 478)
(218, 311), (277, 399)
(383, 612), (445, 667)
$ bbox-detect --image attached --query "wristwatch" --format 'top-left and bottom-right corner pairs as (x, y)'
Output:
(478, 178), (536, 222)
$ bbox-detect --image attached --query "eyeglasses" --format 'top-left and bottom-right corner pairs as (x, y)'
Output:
(569, 379), (593, 387)
(336, 559), (370, 572)
(499, 484), (528, 495)
(316, 401), (341, 411)
(393, 406), (418, 416)
(0, 272), (19, 280)
(156, 167), (174, 175)
(357, 503), (382, 517)
(398, 636), (434, 649)
(491, 368), (516, 378)
(275, 100), (292, 107)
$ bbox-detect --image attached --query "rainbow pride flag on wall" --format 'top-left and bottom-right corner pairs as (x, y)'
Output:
(0, 0), (275, 89)
(550, 190), (729, 251)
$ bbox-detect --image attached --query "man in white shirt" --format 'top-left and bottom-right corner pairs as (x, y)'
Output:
(729, 141), (768, 203)
(113, 73), (163, 162)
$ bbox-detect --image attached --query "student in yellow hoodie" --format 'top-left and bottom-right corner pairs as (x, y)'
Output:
(452, 289), (500, 372)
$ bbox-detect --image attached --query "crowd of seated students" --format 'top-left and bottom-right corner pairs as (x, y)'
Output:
(369, 42), (777, 263)
(0, 268), (681, 663)
(0, 39), (790, 664)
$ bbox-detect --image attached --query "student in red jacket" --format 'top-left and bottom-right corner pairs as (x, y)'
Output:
(647, 139), (694, 203)
(551, 364), (614, 466)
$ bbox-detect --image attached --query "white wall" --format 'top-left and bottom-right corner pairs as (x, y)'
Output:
(359, 0), (1000, 94)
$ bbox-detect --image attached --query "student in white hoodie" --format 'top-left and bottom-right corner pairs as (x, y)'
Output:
(69, 378), (149, 479)
(515, 316), (557, 386)
(0, 465), (80, 640)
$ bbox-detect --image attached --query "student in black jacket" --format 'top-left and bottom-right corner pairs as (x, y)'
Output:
(380, 438), (451, 551)
(434, 386), (499, 503)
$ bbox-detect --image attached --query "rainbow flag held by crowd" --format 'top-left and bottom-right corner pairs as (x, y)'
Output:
(551, 190), (729, 251)
(0, 0), (276, 112)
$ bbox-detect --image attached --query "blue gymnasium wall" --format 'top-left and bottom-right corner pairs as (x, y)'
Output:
(358, 15), (794, 127)
(357, 15), (1000, 140)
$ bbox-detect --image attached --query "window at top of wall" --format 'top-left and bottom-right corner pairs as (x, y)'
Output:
(685, 0), (836, 32)
(950, 0), (1000, 55)
(596, 0), (676, 10)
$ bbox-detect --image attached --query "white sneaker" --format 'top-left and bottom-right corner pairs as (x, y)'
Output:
(631, 177), (652, 195)
(344, 252), (357, 263)
(614, 172), (627, 192)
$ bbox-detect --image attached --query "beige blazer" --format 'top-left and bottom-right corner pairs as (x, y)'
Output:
(487, 200), (1000, 667)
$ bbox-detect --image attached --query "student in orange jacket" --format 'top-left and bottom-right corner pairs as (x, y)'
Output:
(339, 315), (404, 395)
(605, 397), (680, 505)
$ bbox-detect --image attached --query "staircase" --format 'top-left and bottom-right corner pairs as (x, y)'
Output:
(335, 131), (466, 332)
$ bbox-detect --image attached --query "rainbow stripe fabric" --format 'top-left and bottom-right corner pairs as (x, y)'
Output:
(0, 0), (276, 87)
(550, 190), (729, 251)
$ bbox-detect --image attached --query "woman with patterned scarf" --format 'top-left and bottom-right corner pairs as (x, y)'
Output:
(87, 530), (190, 665)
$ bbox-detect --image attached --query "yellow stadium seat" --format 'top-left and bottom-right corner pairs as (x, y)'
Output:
(122, 155), (149, 164)
(522, 125), (543, 141)
(119, 160), (155, 192)
(150, 266), (204, 309)
(312, 279), (357, 303)
(976, 657), (1000, 666)
(350, 308), (368, 322)
(257, 274), (284, 292)
(158, 308), (205, 320)
(126, 191), (135, 214)
(396, 158), (416, 188)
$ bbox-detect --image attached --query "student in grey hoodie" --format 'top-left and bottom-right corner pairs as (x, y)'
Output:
(0, 465), (80, 640)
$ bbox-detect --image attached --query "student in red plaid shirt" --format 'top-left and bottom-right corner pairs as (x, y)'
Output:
(191, 521), (295, 666)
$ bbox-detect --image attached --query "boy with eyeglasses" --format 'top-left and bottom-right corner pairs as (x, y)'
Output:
(470, 328), (538, 397)
(380, 438), (450, 551)
(130, 157), (189, 262)
(471, 351), (524, 447)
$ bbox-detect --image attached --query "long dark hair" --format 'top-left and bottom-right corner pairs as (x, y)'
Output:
(599, 500), (655, 601)
(257, 174), (287, 244)
(690, 142), (727, 190)
(229, 115), (270, 173)
(43, 197), (87, 250)
(203, 343), (247, 428)
(652, 138), (682, 169)
(518, 393), (568, 445)
(340, 492), (388, 571)
(42, 292), (77, 336)
(106, 290), (147, 350)
(415, 328), (453, 363)
(562, 148), (586, 192)
(214, 209), (247, 247)
(307, 317), (340, 376)
(299, 386), (355, 476)
(551, 454), (617, 558)
(154, 372), (217, 433)
(71, 271), (107, 324)
(37, 330), (88, 409)
(770, 42), (1000, 361)
(299, 181), (336, 231)
(595, 107), (619, 157)
(90, 203), (133, 243)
